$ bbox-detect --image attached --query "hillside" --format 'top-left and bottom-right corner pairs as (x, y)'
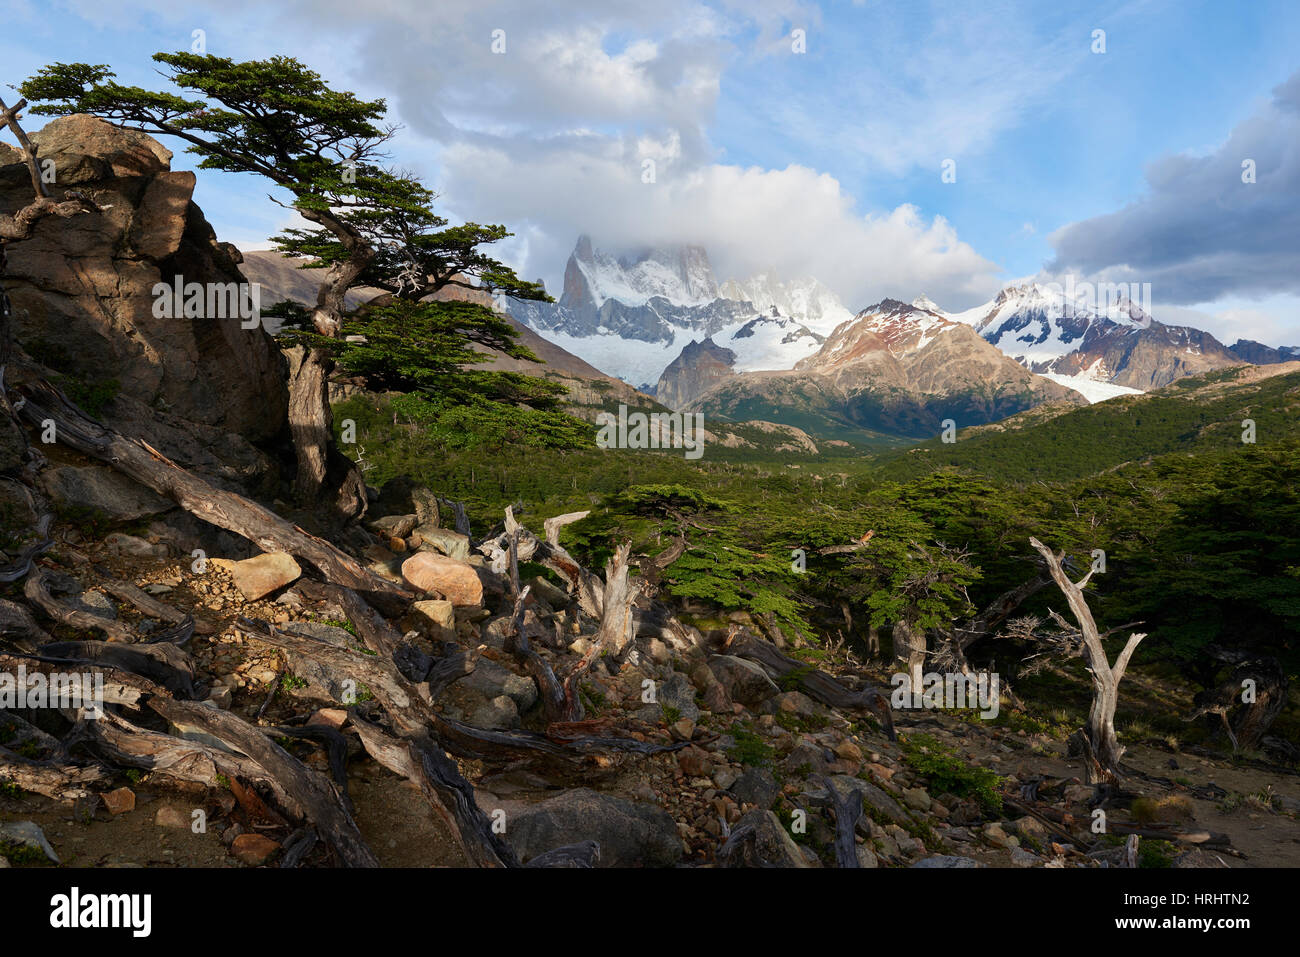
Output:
(871, 362), (1300, 483)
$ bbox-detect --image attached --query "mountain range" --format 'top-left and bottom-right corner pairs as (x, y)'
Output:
(503, 237), (1300, 444)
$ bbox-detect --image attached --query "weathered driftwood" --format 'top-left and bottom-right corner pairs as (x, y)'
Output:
(87, 709), (300, 815)
(722, 627), (897, 740)
(38, 639), (196, 698)
(813, 775), (864, 868)
(0, 653), (164, 711)
(24, 567), (136, 642)
(238, 614), (676, 766)
(0, 597), (50, 646)
(100, 579), (189, 625)
(502, 543), (636, 724)
(0, 749), (109, 801)
(147, 698), (378, 867)
(351, 714), (518, 868)
(14, 378), (409, 600)
(1030, 537), (1145, 785)
(479, 507), (603, 616)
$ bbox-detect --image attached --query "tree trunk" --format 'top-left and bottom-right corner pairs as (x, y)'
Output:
(1030, 537), (1145, 786)
(284, 344), (367, 523)
(893, 618), (926, 695)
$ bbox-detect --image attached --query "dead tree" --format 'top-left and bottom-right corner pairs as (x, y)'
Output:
(1030, 537), (1146, 786)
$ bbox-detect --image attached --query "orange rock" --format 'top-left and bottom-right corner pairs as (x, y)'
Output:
(102, 787), (136, 815)
(231, 833), (281, 866)
(400, 552), (483, 607)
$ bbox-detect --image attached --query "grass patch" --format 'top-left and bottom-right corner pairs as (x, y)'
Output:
(900, 733), (1003, 814)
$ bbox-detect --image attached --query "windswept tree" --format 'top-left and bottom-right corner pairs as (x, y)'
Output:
(20, 55), (413, 516)
(841, 506), (978, 692)
(273, 198), (548, 304)
(22, 55), (561, 516)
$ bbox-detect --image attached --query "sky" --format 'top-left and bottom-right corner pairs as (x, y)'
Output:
(3, 0), (1298, 345)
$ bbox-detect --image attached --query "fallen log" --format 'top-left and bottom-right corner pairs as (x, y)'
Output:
(0, 748), (109, 801)
(24, 567), (136, 642)
(14, 378), (409, 600)
(0, 652), (166, 711)
(38, 639), (196, 698)
(147, 698), (379, 867)
(87, 709), (302, 816)
(351, 714), (517, 868)
(100, 579), (190, 625)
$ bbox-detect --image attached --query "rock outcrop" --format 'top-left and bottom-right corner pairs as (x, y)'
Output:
(0, 115), (288, 456)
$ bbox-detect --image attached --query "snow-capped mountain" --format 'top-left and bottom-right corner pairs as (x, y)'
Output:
(688, 298), (1084, 441)
(507, 237), (852, 390)
(934, 283), (1241, 398)
(561, 235), (718, 312)
(718, 274), (853, 333)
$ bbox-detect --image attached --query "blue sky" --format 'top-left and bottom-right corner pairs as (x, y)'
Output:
(4, 0), (1298, 344)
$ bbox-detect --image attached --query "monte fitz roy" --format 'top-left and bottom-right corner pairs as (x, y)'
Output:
(505, 236), (1273, 443)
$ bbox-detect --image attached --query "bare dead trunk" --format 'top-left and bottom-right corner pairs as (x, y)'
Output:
(1030, 537), (1145, 786)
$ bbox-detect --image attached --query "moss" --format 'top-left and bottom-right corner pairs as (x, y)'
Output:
(0, 841), (46, 866)
(726, 725), (775, 768)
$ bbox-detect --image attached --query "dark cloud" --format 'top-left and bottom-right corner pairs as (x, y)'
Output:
(1047, 70), (1300, 305)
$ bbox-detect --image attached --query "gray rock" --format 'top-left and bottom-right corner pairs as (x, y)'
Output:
(730, 767), (780, 809)
(415, 525), (471, 562)
(40, 466), (172, 522)
(0, 821), (60, 863)
(717, 810), (807, 868)
(857, 780), (910, 824)
(469, 694), (520, 730)
(281, 621), (356, 702)
(460, 658), (538, 713)
(66, 590), (117, 621)
(370, 513), (418, 538)
(647, 671), (700, 723)
(105, 532), (167, 558)
(508, 788), (683, 867)
(708, 654), (779, 706)
(782, 740), (835, 778)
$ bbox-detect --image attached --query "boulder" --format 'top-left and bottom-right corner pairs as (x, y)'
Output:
(0, 115), (287, 456)
(414, 525), (471, 562)
(507, 788), (683, 868)
(717, 810), (808, 868)
(230, 833), (281, 866)
(375, 476), (440, 525)
(401, 552), (483, 607)
(39, 465), (172, 522)
(729, 767), (780, 810)
(708, 654), (779, 706)
(410, 599), (456, 638)
(217, 553), (301, 601)
(457, 658), (538, 713)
